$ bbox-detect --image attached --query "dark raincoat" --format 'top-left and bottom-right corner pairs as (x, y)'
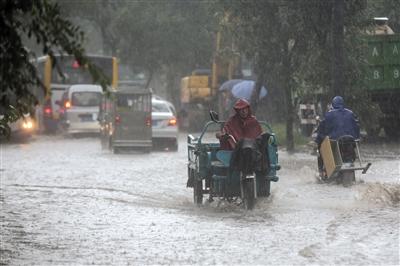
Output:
(220, 99), (262, 150)
(316, 97), (360, 145)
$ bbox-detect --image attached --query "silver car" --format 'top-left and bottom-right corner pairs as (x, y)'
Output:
(152, 98), (178, 150)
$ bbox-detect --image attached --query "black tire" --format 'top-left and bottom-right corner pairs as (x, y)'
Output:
(341, 171), (355, 187)
(112, 146), (120, 154)
(100, 134), (107, 150)
(170, 139), (178, 151)
(265, 180), (271, 197)
(242, 179), (255, 210)
(108, 137), (113, 151)
(187, 168), (194, 188)
(193, 178), (203, 205)
(257, 177), (271, 197)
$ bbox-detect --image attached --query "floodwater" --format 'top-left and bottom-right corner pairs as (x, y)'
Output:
(1, 134), (399, 265)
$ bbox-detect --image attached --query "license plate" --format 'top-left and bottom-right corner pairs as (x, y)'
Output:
(80, 114), (93, 122)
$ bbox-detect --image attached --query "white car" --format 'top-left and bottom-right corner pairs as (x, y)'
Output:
(58, 84), (102, 135)
(152, 98), (178, 150)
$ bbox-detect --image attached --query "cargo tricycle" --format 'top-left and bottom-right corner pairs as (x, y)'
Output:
(187, 111), (280, 210)
(99, 85), (152, 153)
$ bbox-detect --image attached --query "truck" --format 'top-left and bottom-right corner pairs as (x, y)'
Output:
(179, 69), (213, 131)
(365, 34), (400, 139)
(179, 30), (242, 131)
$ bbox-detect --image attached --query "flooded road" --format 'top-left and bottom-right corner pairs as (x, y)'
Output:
(1, 134), (399, 265)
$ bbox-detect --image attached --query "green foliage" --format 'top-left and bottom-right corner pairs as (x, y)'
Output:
(58, 1), (216, 106)
(215, 0), (392, 149)
(56, 1), (121, 55)
(0, 0), (109, 137)
(112, 1), (214, 75)
(271, 123), (310, 147)
(5, 0), (396, 140)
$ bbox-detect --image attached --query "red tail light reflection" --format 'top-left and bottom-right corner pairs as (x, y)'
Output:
(145, 116), (151, 127)
(115, 115), (121, 124)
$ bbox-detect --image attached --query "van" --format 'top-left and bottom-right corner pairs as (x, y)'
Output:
(58, 84), (102, 135)
(99, 85), (152, 153)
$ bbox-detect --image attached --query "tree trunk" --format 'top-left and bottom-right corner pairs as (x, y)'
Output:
(145, 70), (153, 90)
(250, 66), (266, 114)
(331, 0), (345, 97)
(166, 67), (180, 108)
(284, 81), (295, 152)
(282, 45), (295, 152)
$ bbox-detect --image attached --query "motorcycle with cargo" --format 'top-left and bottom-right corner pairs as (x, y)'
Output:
(318, 135), (371, 186)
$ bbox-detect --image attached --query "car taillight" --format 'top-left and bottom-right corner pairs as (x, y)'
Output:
(145, 116), (151, 127)
(72, 60), (80, 69)
(168, 117), (177, 126)
(115, 115), (121, 124)
(44, 106), (52, 115)
(64, 101), (71, 109)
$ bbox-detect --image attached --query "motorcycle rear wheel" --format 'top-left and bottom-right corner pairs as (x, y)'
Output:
(242, 179), (255, 210)
(341, 171), (355, 187)
(193, 178), (203, 205)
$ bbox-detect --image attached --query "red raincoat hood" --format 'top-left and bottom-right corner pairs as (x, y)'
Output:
(233, 99), (250, 111)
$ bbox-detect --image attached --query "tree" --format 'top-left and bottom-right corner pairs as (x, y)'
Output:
(112, 1), (214, 106)
(219, 0), (314, 151)
(0, 0), (107, 137)
(56, 1), (122, 55)
(56, 1), (216, 110)
(217, 0), (371, 151)
(332, 0), (345, 96)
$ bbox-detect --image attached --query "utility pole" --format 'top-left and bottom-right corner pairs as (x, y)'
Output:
(332, 0), (345, 97)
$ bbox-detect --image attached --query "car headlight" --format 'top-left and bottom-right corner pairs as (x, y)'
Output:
(22, 121), (34, 129)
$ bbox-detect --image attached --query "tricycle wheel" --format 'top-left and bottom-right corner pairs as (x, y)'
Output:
(193, 179), (203, 205)
(108, 137), (113, 151)
(258, 177), (271, 197)
(243, 179), (255, 210)
(100, 134), (107, 150)
(170, 139), (178, 151)
(112, 146), (120, 154)
(265, 180), (271, 197)
(341, 171), (355, 187)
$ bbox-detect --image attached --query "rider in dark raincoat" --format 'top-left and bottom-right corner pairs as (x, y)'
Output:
(316, 96), (360, 144)
(316, 96), (360, 175)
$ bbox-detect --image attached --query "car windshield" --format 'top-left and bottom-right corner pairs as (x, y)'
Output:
(152, 102), (170, 113)
(71, 92), (101, 107)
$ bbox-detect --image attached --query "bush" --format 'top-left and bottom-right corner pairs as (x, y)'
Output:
(270, 123), (310, 147)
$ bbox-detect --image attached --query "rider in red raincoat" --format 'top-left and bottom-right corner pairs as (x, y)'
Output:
(217, 99), (262, 150)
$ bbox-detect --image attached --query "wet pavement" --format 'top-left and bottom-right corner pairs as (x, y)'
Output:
(1, 134), (399, 265)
